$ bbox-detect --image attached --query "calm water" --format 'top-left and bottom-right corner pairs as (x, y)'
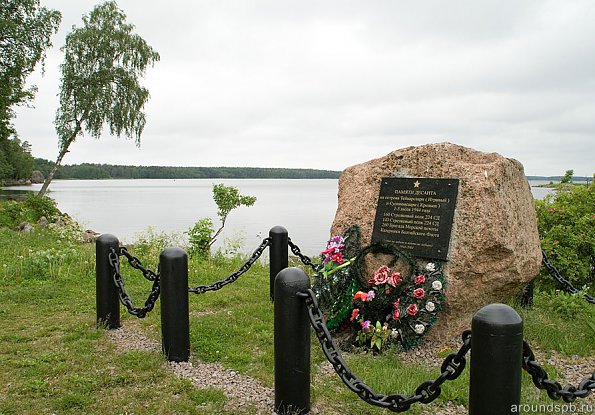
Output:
(2, 178), (555, 255)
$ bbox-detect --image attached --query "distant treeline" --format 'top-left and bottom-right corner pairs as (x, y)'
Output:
(526, 175), (592, 182)
(33, 158), (340, 180)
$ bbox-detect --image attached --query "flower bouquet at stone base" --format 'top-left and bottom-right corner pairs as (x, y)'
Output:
(311, 226), (447, 351)
(311, 228), (361, 331)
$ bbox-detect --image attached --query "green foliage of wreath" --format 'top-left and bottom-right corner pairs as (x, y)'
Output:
(311, 226), (447, 351)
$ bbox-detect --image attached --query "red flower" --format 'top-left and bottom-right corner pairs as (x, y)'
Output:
(406, 304), (419, 316)
(393, 299), (401, 308)
(350, 308), (359, 321)
(387, 271), (402, 287)
(414, 275), (426, 285)
(368, 265), (390, 286)
(392, 308), (401, 320)
(413, 288), (425, 299)
(331, 252), (344, 264)
(353, 291), (368, 301)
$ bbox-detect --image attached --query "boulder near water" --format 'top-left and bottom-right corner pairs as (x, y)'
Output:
(331, 142), (542, 341)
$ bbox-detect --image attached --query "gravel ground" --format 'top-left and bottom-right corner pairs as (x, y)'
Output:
(107, 324), (593, 414)
(107, 323), (275, 414)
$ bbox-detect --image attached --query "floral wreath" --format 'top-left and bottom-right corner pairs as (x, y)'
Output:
(312, 227), (447, 351)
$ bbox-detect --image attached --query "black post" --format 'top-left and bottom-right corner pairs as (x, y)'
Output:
(469, 303), (523, 415)
(519, 280), (534, 308)
(96, 234), (120, 329)
(269, 225), (288, 301)
(274, 267), (311, 415)
(159, 247), (190, 362)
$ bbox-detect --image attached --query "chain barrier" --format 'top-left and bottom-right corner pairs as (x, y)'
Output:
(298, 288), (471, 412)
(188, 237), (271, 294)
(117, 246), (159, 281)
(542, 251), (595, 304)
(522, 340), (594, 402)
(288, 238), (323, 273)
(108, 248), (160, 318)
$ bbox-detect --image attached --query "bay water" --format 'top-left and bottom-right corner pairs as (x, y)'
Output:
(2, 179), (554, 255)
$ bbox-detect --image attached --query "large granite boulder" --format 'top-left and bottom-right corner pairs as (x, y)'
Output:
(331, 142), (542, 341)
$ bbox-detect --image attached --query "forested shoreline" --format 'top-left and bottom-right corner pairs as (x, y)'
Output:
(2, 157), (594, 184)
(31, 158), (340, 180)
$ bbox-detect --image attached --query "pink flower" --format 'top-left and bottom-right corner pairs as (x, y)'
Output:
(331, 252), (344, 264)
(392, 308), (401, 320)
(366, 290), (376, 300)
(414, 275), (426, 285)
(413, 288), (425, 299)
(361, 320), (372, 330)
(549, 208), (554, 214)
(387, 271), (402, 287)
(406, 304), (419, 316)
(329, 235), (344, 244)
(393, 299), (401, 308)
(350, 308), (359, 321)
(368, 265), (390, 285)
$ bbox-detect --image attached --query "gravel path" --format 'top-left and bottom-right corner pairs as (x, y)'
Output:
(107, 324), (593, 414)
(106, 323), (274, 414)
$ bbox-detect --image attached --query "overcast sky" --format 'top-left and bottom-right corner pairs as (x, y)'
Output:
(13, 0), (595, 176)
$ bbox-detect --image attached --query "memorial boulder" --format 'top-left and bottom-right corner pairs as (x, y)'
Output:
(330, 142), (542, 341)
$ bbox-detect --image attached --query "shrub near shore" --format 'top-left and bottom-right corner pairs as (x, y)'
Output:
(535, 180), (594, 294)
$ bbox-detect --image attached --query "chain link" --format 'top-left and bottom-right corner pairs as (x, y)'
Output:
(542, 251), (595, 304)
(298, 288), (471, 412)
(288, 238), (323, 273)
(118, 246), (159, 281)
(188, 237), (271, 294)
(522, 340), (594, 403)
(108, 248), (160, 318)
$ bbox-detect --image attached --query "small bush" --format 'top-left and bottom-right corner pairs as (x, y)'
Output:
(535, 180), (594, 293)
(186, 184), (256, 259)
(22, 194), (60, 222)
(186, 218), (214, 258)
(533, 288), (592, 321)
(0, 200), (25, 227)
(0, 195), (60, 229)
(133, 226), (185, 260)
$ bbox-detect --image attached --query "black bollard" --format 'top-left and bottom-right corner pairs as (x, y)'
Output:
(469, 303), (523, 415)
(274, 267), (311, 414)
(269, 225), (288, 301)
(519, 280), (534, 308)
(159, 247), (190, 362)
(96, 234), (121, 329)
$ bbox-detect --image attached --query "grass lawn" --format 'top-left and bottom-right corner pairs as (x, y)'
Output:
(0, 226), (593, 414)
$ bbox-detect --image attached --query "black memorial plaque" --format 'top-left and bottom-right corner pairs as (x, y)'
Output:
(371, 177), (459, 260)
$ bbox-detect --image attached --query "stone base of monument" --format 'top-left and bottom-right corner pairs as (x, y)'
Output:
(331, 142), (541, 342)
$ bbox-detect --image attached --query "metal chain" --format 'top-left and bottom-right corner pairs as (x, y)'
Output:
(542, 251), (595, 304)
(298, 288), (471, 412)
(118, 246), (159, 281)
(522, 340), (594, 402)
(108, 248), (160, 318)
(287, 238), (323, 273)
(188, 237), (271, 294)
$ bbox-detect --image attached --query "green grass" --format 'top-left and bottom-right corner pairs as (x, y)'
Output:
(0, 223), (593, 414)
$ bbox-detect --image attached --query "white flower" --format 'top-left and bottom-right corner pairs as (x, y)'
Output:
(414, 324), (425, 334)
(425, 262), (436, 272)
(425, 302), (436, 312)
(432, 280), (443, 290)
(391, 329), (399, 339)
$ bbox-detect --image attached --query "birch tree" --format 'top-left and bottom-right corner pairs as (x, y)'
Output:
(39, 1), (159, 196)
